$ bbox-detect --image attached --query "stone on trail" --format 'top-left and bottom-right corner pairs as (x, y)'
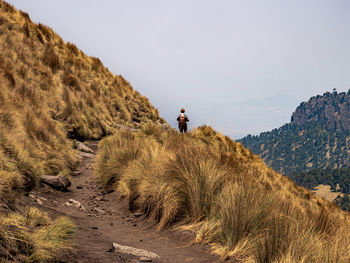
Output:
(79, 152), (94, 158)
(66, 199), (87, 211)
(72, 169), (82, 176)
(76, 141), (94, 153)
(112, 243), (160, 259)
(41, 175), (71, 191)
(36, 198), (43, 205)
(134, 212), (143, 218)
(95, 207), (106, 214)
(69, 198), (82, 208)
(29, 193), (36, 199)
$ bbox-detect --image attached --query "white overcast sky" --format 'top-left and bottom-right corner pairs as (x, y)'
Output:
(10, 0), (350, 139)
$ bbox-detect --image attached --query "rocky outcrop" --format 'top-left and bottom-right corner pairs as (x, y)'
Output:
(291, 90), (350, 131)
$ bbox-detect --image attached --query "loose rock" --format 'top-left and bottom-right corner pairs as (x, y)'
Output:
(68, 199), (85, 210)
(29, 193), (36, 199)
(112, 243), (160, 259)
(41, 175), (71, 191)
(95, 208), (106, 214)
(134, 212), (143, 218)
(76, 141), (94, 153)
(72, 169), (82, 176)
(79, 152), (94, 158)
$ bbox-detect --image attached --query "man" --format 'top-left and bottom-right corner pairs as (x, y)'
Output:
(177, 108), (189, 133)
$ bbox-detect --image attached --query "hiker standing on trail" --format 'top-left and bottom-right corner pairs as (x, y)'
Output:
(177, 108), (189, 133)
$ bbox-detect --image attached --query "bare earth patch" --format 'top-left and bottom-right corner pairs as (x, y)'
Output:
(313, 184), (343, 202)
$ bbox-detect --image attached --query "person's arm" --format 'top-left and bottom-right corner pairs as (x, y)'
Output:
(177, 115), (180, 121)
(185, 115), (189, 122)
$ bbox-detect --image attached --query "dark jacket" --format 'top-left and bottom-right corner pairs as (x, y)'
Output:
(177, 114), (189, 125)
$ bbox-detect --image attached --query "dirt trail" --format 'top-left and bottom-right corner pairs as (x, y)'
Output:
(23, 142), (220, 263)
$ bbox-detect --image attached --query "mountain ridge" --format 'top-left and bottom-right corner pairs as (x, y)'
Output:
(240, 90), (350, 175)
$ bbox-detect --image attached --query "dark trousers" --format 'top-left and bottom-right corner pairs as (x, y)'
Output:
(179, 124), (187, 133)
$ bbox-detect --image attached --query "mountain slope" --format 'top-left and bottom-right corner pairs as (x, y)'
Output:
(240, 91), (350, 175)
(0, 0), (164, 195)
(0, 1), (164, 261)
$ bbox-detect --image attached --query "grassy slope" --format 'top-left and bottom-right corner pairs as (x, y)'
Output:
(0, 1), (163, 261)
(96, 124), (350, 262)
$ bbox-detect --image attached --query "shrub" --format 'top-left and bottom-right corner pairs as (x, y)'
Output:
(0, 208), (75, 262)
(95, 131), (141, 192)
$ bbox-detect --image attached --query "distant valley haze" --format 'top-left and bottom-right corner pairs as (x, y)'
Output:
(11, 0), (350, 139)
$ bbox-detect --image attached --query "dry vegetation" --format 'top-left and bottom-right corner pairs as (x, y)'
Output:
(96, 124), (350, 262)
(0, 207), (75, 262)
(0, 0), (163, 260)
(2, 0), (350, 261)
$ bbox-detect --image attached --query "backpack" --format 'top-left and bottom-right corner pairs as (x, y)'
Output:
(179, 113), (186, 126)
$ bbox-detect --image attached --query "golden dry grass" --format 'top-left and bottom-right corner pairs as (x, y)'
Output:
(0, 0), (164, 260)
(0, 1), (164, 194)
(0, 0), (163, 140)
(96, 124), (350, 262)
(0, 207), (75, 262)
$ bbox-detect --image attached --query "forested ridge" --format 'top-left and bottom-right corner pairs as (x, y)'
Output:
(240, 90), (350, 175)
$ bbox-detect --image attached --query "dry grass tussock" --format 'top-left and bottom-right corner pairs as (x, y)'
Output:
(96, 124), (350, 262)
(0, 207), (75, 262)
(0, 0), (163, 259)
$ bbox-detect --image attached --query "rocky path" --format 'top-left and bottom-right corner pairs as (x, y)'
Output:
(23, 141), (220, 263)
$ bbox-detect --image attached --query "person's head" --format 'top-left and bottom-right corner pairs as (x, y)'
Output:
(180, 108), (185, 113)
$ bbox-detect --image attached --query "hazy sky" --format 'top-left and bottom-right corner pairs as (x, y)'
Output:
(10, 0), (350, 139)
